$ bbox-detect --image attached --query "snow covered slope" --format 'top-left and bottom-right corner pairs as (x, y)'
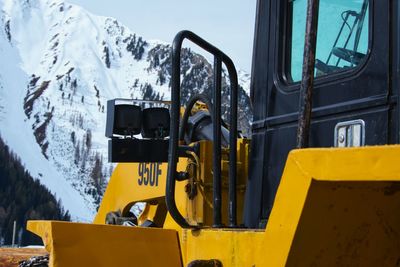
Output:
(0, 0), (251, 221)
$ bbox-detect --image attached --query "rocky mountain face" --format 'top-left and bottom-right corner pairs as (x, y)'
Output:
(0, 0), (252, 221)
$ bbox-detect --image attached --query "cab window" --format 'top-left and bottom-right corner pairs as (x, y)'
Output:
(287, 0), (370, 82)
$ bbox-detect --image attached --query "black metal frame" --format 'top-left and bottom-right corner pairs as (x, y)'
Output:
(166, 30), (239, 228)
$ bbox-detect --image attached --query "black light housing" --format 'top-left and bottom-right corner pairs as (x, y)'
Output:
(105, 100), (142, 138)
(141, 107), (170, 138)
(105, 99), (171, 163)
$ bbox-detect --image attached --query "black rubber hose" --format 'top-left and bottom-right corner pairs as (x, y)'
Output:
(179, 94), (215, 142)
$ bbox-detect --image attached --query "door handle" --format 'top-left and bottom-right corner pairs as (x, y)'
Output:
(334, 119), (365, 147)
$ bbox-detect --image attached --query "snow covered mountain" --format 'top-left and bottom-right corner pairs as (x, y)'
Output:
(0, 0), (251, 221)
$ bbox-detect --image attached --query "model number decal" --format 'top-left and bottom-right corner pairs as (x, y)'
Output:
(138, 163), (161, 186)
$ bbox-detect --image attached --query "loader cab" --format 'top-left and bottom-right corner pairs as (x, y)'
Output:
(243, 0), (397, 228)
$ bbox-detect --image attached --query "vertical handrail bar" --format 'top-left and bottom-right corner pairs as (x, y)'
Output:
(213, 56), (223, 227)
(226, 58), (238, 227)
(296, 0), (320, 149)
(168, 32), (190, 227)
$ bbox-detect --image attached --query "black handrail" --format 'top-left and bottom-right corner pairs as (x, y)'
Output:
(167, 30), (238, 228)
(212, 57), (223, 227)
(296, 0), (319, 148)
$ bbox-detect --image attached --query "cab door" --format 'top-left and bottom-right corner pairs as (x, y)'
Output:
(244, 0), (392, 228)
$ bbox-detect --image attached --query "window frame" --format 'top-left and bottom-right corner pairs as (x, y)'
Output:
(278, 0), (373, 92)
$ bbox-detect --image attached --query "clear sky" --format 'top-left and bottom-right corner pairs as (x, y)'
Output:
(67, 0), (257, 73)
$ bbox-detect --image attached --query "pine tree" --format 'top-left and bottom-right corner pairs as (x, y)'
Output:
(0, 135), (71, 245)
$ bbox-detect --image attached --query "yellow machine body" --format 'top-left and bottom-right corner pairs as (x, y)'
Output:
(28, 144), (400, 266)
(95, 140), (250, 227)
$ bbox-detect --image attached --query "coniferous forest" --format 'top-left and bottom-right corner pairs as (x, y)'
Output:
(0, 136), (70, 246)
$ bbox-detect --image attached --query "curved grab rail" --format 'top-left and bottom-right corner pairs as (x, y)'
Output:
(166, 30), (238, 228)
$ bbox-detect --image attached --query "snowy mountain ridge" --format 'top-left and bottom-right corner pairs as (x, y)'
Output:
(0, 0), (251, 221)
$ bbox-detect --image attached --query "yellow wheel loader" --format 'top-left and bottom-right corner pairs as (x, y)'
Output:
(26, 0), (400, 266)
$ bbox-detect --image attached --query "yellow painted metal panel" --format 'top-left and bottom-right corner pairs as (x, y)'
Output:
(181, 228), (265, 267)
(286, 180), (400, 266)
(94, 162), (168, 224)
(27, 220), (182, 267)
(258, 146), (400, 266)
(94, 140), (249, 227)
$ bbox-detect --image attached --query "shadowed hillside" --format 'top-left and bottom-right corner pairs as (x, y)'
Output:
(0, 136), (70, 246)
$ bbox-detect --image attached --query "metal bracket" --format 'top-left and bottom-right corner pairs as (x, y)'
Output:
(334, 119), (365, 147)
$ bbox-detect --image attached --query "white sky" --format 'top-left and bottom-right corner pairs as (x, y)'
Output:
(67, 0), (257, 72)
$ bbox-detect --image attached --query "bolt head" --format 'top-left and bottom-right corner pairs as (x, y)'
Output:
(339, 134), (345, 143)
